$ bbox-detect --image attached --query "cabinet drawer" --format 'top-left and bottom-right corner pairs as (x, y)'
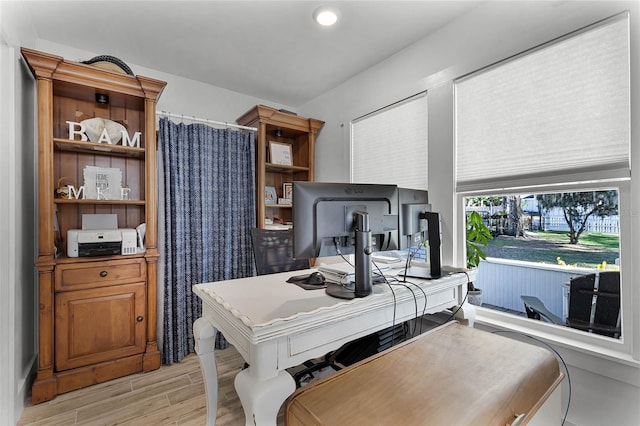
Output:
(56, 258), (146, 291)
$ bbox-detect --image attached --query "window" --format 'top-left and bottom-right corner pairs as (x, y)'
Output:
(351, 93), (427, 190)
(465, 189), (621, 339)
(455, 13), (631, 350)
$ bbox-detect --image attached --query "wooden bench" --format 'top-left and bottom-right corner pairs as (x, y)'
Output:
(286, 322), (563, 425)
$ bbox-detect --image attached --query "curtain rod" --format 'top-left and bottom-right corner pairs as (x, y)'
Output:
(156, 110), (257, 131)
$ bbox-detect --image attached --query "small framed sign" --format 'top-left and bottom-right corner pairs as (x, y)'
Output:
(83, 166), (122, 200)
(269, 141), (292, 166)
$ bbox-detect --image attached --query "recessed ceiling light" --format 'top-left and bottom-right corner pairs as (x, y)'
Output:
(313, 6), (339, 26)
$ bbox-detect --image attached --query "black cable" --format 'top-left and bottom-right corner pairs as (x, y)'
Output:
(401, 234), (427, 282)
(401, 279), (429, 335)
(330, 240), (403, 359)
(372, 259), (402, 344)
(386, 279), (398, 345)
(393, 277), (429, 336)
(333, 241), (421, 346)
(440, 271), (471, 324)
(389, 282), (419, 337)
(491, 330), (571, 426)
(333, 239), (352, 267)
(334, 240), (387, 283)
(370, 258), (392, 282)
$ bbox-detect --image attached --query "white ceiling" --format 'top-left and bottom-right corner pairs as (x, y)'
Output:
(22, 0), (480, 107)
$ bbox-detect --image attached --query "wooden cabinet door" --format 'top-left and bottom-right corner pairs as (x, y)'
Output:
(55, 283), (146, 371)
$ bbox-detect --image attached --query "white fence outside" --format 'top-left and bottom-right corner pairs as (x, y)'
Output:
(542, 209), (620, 234)
(468, 206), (620, 234)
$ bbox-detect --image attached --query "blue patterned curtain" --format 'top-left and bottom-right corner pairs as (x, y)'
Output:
(158, 117), (256, 364)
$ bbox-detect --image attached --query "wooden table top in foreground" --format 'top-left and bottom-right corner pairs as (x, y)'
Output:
(286, 322), (564, 426)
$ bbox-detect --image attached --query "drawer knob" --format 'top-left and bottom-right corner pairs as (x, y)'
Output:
(136, 316), (144, 322)
(99, 271), (108, 278)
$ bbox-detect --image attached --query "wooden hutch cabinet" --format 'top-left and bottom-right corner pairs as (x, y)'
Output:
(236, 105), (324, 228)
(21, 48), (166, 403)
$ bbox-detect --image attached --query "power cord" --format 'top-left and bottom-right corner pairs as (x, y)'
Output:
(491, 330), (571, 426)
(331, 240), (441, 346)
(405, 281), (428, 335)
(392, 278), (429, 336)
(439, 270), (471, 324)
(400, 234), (427, 282)
(372, 259), (400, 345)
(334, 239), (387, 282)
(389, 282), (419, 337)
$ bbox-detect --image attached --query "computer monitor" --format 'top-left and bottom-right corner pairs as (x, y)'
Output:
(397, 187), (442, 280)
(292, 182), (399, 299)
(398, 187), (430, 250)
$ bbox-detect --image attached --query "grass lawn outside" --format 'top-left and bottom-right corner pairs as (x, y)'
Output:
(484, 230), (620, 269)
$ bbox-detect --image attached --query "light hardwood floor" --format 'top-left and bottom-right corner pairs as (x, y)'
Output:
(17, 346), (282, 426)
(18, 314), (450, 425)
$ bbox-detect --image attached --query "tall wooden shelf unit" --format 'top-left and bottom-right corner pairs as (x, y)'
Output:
(236, 105), (324, 228)
(22, 48), (166, 403)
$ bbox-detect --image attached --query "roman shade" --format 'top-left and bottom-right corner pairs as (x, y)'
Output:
(455, 13), (630, 193)
(352, 93), (428, 190)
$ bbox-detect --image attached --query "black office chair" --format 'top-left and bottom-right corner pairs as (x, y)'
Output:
(249, 227), (341, 386)
(521, 271), (621, 338)
(250, 228), (310, 275)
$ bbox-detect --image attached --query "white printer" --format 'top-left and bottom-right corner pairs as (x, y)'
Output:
(66, 214), (139, 257)
(67, 228), (137, 257)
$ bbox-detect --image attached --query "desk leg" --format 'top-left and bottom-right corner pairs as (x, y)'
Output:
(235, 368), (296, 426)
(194, 318), (219, 426)
(452, 301), (476, 327)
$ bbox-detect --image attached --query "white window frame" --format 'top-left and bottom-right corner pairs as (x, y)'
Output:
(453, 12), (638, 368)
(456, 181), (632, 359)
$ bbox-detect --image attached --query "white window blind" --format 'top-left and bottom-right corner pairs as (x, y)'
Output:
(351, 93), (427, 190)
(455, 14), (630, 193)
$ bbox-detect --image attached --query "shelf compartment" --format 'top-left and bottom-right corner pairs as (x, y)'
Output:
(265, 163), (310, 173)
(54, 199), (145, 205)
(265, 204), (292, 209)
(54, 138), (145, 158)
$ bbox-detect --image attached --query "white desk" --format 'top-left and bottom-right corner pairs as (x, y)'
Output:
(192, 268), (475, 426)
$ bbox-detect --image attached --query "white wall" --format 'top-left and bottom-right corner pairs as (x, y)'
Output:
(567, 365), (640, 426)
(0, 37), (19, 426)
(1, 1), (39, 423)
(34, 39), (294, 126)
(298, 2), (640, 425)
(15, 45), (38, 425)
(0, 41), (37, 426)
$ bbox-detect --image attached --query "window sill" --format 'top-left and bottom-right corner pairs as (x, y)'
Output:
(473, 307), (640, 387)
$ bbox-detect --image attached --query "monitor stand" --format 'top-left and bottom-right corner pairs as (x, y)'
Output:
(325, 211), (372, 300)
(325, 282), (356, 300)
(399, 211), (444, 281)
(399, 266), (441, 280)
